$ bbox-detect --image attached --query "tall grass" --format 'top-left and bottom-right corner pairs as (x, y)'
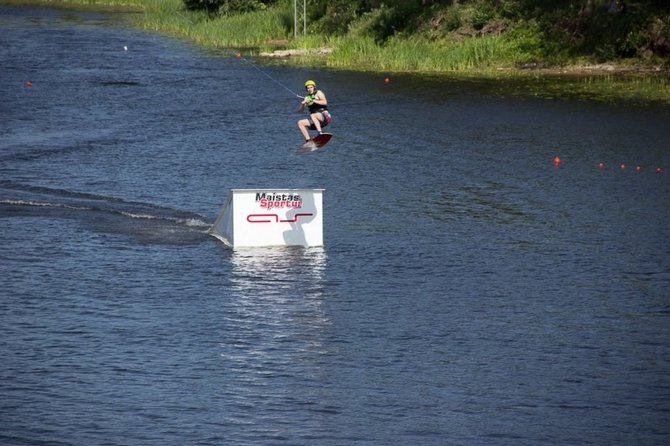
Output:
(330, 34), (518, 72)
(135, 0), (290, 49)
(190, 9), (289, 48)
(128, 0), (328, 53)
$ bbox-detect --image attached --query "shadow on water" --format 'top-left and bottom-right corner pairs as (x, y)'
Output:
(385, 70), (670, 105)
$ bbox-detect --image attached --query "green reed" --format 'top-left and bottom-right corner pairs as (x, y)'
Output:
(131, 1), (289, 48)
(327, 35), (518, 72)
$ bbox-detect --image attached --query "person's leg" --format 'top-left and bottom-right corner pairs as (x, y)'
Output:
(298, 118), (312, 141)
(310, 113), (323, 133)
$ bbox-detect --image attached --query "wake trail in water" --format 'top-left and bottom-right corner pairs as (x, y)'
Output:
(0, 181), (212, 245)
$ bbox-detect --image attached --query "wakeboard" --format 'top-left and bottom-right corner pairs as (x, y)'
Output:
(297, 132), (332, 153)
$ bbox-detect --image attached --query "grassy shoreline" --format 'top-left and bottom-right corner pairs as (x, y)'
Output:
(4, 0), (670, 103)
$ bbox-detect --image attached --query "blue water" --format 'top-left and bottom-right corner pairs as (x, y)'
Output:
(1, 5), (670, 445)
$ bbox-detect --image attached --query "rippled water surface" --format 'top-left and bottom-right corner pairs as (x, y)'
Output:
(1, 5), (670, 445)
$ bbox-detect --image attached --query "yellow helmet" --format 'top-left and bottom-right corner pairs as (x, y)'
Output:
(304, 80), (316, 88)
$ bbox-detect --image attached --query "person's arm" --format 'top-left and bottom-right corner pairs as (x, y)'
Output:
(313, 91), (327, 107)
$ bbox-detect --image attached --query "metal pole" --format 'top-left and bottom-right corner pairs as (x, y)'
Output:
(294, 0), (306, 37)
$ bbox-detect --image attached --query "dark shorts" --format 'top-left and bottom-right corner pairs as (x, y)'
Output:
(310, 111), (332, 129)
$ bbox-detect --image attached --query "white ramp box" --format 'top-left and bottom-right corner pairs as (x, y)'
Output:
(209, 189), (324, 248)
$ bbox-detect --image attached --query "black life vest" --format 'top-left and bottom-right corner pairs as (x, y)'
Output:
(307, 90), (328, 114)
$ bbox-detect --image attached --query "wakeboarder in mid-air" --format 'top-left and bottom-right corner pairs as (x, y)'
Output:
(297, 79), (332, 151)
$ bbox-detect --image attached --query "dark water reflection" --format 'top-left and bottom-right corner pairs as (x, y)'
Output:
(1, 5), (669, 446)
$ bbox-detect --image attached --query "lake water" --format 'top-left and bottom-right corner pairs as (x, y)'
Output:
(1, 5), (669, 445)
